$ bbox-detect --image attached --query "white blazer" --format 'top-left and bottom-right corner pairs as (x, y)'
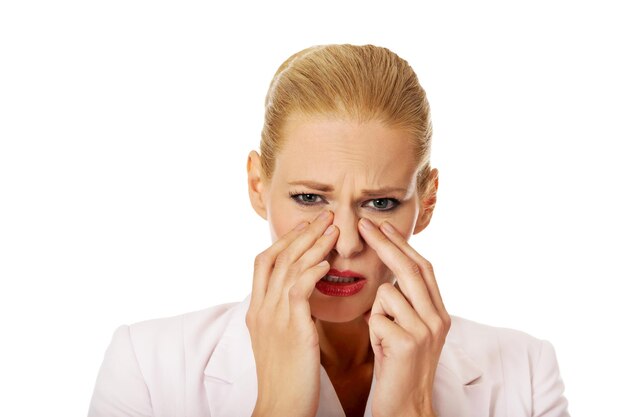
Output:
(88, 294), (570, 417)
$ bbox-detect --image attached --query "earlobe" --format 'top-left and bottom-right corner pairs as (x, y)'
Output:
(247, 150), (268, 220)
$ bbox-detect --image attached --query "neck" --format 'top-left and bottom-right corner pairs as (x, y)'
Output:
(315, 314), (374, 371)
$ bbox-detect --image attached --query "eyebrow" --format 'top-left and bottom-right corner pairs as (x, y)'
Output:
(287, 180), (408, 197)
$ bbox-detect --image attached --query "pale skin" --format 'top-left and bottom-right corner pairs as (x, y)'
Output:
(246, 114), (450, 417)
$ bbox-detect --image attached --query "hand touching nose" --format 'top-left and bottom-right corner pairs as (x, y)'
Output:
(247, 210), (339, 417)
(358, 218), (450, 417)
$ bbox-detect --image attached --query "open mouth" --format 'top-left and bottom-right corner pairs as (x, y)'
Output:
(315, 268), (367, 296)
(321, 274), (364, 284)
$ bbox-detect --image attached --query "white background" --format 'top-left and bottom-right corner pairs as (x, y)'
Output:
(1, 1), (624, 415)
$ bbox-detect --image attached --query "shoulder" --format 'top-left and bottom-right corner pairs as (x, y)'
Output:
(89, 298), (248, 416)
(448, 314), (556, 374)
(123, 298), (244, 370)
(114, 300), (250, 384)
(446, 315), (570, 416)
(125, 299), (241, 343)
(449, 314), (547, 356)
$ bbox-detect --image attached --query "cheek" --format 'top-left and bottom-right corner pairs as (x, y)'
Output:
(268, 200), (314, 241)
(396, 221), (414, 241)
(270, 217), (295, 242)
(396, 203), (420, 239)
(382, 214), (414, 241)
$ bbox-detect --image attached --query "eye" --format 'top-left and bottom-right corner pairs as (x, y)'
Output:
(364, 198), (400, 211)
(289, 192), (325, 206)
(289, 192), (400, 211)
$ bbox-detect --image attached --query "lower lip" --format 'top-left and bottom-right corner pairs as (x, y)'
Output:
(315, 278), (366, 297)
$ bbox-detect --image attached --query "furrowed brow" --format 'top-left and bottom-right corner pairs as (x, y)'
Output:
(287, 180), (407, 196)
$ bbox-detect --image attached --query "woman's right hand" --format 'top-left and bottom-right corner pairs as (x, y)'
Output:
(246, 210), (338, 417)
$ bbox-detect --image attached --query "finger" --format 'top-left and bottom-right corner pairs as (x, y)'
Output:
(370, 283), (428, 336)
(266, 210), (334, 300)
(285, 224), (339, 287)
(250, 220), (308, 312)
(380, 220), (447, 318)
(358, 218), (440, 324)
(368, 307), (410, 360)
(287, 260), (331, 321)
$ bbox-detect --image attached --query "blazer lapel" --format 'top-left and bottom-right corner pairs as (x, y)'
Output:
(433, 327), (494, 417)
(203, 294), (258, 417)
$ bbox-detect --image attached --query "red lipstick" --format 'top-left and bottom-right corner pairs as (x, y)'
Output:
(315, 268), (367, 297)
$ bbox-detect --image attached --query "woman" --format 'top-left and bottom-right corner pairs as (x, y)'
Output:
(88, 44), (570, 417)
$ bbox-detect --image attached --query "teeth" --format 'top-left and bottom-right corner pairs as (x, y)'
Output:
(323, 275), (358, 283)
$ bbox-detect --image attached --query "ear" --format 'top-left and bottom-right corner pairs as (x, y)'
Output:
(413, 168), (439, 235)
(247, 150), (268, 220)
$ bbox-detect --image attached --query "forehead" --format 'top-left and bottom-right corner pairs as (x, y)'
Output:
(274, 115), (418, 186)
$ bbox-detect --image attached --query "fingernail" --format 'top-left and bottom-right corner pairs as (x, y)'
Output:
(295, 221), (308, 231)
(317, 260), (329, 268)
(324, 225), (336, 235)
(381, 221), (395, 235)
(359, 218), (374, 230)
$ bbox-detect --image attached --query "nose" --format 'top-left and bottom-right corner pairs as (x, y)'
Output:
(330, 208), (364, 258)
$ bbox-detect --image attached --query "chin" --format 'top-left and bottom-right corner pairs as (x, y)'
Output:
(309, 292), (371, 323)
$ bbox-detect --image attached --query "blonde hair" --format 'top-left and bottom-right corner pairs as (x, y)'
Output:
(260, 44), (435, 198)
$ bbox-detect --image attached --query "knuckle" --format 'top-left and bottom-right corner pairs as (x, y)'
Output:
(430, 317), (446, 337)
(287, 284), (304, 300)
(425, 260), (435, 274)
(442, 312), (452, 330)
(290, 258), (304, 274)
(419, 329), (434, 345)
(408, 261), (422, 276)
(377, 282), (395, 296)
(254, 252), (269, 269)
(274, 251), (292, 269)
(397, 335), (417, 354)
(245, 310), (260, 330)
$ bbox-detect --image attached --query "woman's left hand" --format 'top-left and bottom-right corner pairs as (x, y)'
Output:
(358, 218), (451, 417)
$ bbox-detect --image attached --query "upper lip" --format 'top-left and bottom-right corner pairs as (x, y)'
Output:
(327, 268), (366, 279)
